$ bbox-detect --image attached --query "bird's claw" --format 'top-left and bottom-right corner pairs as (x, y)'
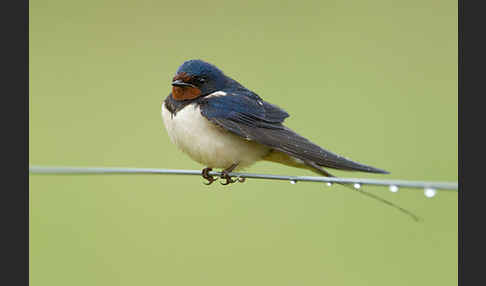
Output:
(202, 166), (246, 186)
(219, 171), (237, 185)
(202, 167), (216, 185)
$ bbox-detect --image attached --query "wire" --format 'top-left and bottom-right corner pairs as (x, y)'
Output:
(29, 166), (458, 191)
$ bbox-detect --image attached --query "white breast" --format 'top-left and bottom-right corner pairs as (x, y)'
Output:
(161, 102), (269, 170)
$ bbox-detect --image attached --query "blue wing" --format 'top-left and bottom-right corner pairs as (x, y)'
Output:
(199, 92), (289, 129)
(199, 92), (388, 174)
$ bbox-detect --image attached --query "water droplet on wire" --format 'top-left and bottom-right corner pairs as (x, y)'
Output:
(424, 188), (437, 198)
(353, 183), (361, 189)
(290, 180), (297, 184)
(326, 182), (333, 187)
(389, 185), (399, 193)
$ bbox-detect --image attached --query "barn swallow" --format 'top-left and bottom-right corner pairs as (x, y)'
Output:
(159, 60), (423, 221)
(161, 59), (389, 186)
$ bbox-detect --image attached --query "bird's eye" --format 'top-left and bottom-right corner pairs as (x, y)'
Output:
(197, 77), (206, 84)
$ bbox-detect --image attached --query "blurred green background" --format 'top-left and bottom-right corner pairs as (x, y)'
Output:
(30, 0), (457, 285)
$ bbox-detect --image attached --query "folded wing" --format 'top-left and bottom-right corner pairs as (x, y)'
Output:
(199, 93), (388, 174)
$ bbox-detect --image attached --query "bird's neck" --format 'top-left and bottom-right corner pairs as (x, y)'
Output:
(163, 94), (199, 116)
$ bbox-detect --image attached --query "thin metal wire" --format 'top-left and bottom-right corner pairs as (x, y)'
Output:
(29, 166), (458, 191)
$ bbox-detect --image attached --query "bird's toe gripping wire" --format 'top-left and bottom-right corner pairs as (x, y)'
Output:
(201, 164), (246, 186)
(219, 170), (237, 185)
(221, 163), (246, 185)
(201, 167), (217, 185)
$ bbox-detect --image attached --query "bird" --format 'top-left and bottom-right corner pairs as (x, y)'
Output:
(161, 59), (389, 184)
(161, 59), (419, 221)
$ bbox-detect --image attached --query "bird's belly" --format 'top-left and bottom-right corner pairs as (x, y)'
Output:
(161, 102), (269, 169)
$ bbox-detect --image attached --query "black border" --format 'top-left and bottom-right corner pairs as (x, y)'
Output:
(2, 0), (29, 285)
(459, 0), (484, 285)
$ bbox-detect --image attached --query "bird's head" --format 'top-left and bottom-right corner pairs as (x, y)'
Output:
(171, 59), (227, 101)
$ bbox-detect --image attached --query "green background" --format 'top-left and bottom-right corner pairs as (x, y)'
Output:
(30, 0), (457, 285)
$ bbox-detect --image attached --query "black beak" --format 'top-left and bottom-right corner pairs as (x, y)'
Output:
(171, 80), (196, 88)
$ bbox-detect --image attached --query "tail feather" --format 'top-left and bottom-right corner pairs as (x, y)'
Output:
(269, 126), (390, 174)
(304, 161), (420, 221)
(207, 117), (388, 174)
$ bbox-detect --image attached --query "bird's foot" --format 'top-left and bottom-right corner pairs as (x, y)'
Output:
(218, 163), (245, 185)
(219, 170), (237, 185)
(202, 167), (217, 185)
(202, 164), (245, 186)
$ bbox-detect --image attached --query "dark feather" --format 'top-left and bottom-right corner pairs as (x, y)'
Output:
(200, 92), (289, 128)
(199, 93), (388, 174)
